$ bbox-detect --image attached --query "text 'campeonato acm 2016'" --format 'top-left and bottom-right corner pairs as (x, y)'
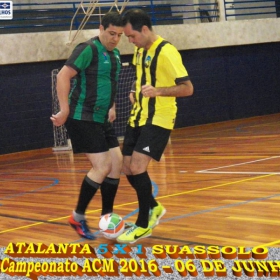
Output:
(1, 243), (280, 278)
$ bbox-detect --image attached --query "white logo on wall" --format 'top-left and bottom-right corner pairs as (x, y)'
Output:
(0, 1), (13, 20)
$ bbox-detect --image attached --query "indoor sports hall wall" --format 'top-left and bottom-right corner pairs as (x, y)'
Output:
(1, 19), (280, 154)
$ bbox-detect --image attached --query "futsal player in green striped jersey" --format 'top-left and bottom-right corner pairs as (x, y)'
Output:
(117, 9), (194, 244)
(51, 12), (124, 240)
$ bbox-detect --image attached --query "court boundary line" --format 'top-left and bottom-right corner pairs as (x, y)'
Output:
(0, 174), (274, 235)
(195, 155), (280, 246)
(196, 155), (280, 174)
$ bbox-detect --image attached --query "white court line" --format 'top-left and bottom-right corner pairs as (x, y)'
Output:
(196, 155), (280, 174)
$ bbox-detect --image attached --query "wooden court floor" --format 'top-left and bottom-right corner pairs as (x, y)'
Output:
(1, 113), (280, 248)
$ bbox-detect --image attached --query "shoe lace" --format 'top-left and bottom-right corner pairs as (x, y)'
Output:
(126, 225), (137, 235)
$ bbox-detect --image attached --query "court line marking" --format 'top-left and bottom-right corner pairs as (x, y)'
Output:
(0, 156), (56, 168)
(0, 174), (274, 235)
(1, 122), (280, 241)
(197, 172), (280, 174)
(196, 155), (280, 174)
(0, 178), (59, 203)
(261, 240), (280, 247)
(194, 155), (280, 246)
(73, 183), (160, 242)
(0, 181), (158, 235)
(162, 190), (280, 223)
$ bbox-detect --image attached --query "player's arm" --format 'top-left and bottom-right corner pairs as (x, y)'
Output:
(129, 81), (136, 104)
(142, 46), (193, 98)
(108, 102), (116, 122)
(142, 80), (193, 98)
(50, 65), (77, 126)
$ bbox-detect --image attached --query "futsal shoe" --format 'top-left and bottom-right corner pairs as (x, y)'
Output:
(68, 214), (96, 240)
(116, 225), (152, 244)
(148, 202), (166, 229)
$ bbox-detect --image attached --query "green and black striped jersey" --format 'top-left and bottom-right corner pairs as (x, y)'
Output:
(65, 36), (121, 123)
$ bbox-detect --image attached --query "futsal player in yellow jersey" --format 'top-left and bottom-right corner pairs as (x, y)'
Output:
(117, 8), (194, 243)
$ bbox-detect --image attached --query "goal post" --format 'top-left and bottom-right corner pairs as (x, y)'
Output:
(51, 69), (72, 152)
(51, 63), (135, 152)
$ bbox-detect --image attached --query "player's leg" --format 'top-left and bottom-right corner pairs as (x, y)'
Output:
(66, 119), (111, 239)
(118, 125), (170, 242)
(128, 151), (152, 229)
(133, 124), (170, 229)
(117, 151), (153, 243)
(119, 124), (170, 243)
(100, 146), (122, 215)
(69, 151), (111, 239)
(127, 154), (166, 230)
(130, 124), (169, 230)
(117, 126), (151, 243)
(100, 123), (123, 216)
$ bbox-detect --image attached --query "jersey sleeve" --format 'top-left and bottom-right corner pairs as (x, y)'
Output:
(160, 45), (190, 85)
(65, 43), (93, 73)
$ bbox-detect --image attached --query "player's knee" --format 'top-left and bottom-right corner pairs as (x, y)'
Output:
(93, 164), (111, 178)
(129, 164), (146, 175)
(121, 163), (132, 175)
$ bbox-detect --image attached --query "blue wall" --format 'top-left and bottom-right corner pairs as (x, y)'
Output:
(1, 42), (280, 154)
(1, 61), (62, 154)
(175, 42), (280, 128)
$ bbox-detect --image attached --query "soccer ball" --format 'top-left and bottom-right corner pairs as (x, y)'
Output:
(99, 213), (125, 239)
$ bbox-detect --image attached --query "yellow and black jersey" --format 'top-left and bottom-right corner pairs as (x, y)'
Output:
(129, 36), (190, 129)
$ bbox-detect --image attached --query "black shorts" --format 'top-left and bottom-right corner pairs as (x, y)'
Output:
(122, 124), (171, 161)
(65, 118), (119, 154)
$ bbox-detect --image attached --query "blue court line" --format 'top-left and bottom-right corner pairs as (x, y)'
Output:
(161, 191), (280, 223)
(75, 182), (280, 242)
(73, 181), (280, 242)
(121, 181), (159, 220)
(0, 177), (59, 205)
(73, 181), (159, 242)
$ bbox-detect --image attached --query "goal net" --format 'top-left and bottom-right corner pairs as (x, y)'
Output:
(51, 63), (135, 152)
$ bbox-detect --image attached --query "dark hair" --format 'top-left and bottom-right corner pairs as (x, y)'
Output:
(101, 11), (123, 29)
(122, 8), (152, 32)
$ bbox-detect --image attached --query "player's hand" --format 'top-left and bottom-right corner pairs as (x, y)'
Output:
(129, 91), (135, 104)
(108, 107), (116, 122)
(50, 111), (68, 127)
(141, 84), (158, 98)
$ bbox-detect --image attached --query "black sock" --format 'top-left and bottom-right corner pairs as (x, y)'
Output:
(127, 172), (151, 228)
(100, 177), (119, 215)
(150, 195), (158, 209)
(75, 175), (100, 215)
(128, 175), (157, 209)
